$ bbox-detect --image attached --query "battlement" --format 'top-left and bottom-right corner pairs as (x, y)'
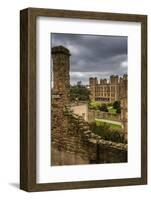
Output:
(89, 74), (127, 85)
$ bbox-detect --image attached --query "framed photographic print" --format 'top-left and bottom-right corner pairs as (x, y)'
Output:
(20, 8), (147, 191)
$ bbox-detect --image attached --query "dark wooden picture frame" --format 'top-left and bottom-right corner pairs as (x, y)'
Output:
(20, 7), (147, 192)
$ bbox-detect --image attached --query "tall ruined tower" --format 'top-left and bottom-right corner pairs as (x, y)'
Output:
(52, 45), (70, 102)
(51, 46), (71, 165)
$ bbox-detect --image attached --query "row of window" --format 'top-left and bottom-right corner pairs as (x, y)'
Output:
(95, 92), (116, 97)
(94, 86), (117, 92)
(95, 97), (110, 101)
(95, 97), (116, 102)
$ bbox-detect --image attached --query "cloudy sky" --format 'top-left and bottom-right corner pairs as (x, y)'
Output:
(51, 33), (127, 85)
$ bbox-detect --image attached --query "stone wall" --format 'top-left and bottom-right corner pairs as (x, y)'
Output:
(51, 107), (127, 165)
(88, 109), (121, 122)
(71, 103), (88, 121)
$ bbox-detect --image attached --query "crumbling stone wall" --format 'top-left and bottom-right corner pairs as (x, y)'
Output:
(52, 106), (127, 165)
(51, 45), (127, 166)
(64, 108), (127, 164)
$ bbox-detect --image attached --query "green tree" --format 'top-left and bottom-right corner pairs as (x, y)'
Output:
(113, 101), (121, 113)
(88, 101), (101, 110)
(99, 103), (108, 112)
(70, 82), (90, 102)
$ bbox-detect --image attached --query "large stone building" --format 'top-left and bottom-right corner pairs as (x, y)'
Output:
(89, 74), (128, 103)
(89, 74), (128, 141)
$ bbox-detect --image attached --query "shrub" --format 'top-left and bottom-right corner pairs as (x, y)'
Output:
(113, 101), (121, 114)
(89, 121), (125, 143)
(99, 103), (108, 112)
(88, 101), (101, 110)
(116, 107), (121, 113)
(107, 102), (113, 107)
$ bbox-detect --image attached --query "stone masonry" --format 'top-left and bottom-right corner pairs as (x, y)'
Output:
(89, 75), (128, 103)
(51, 46), (70, 163)
(51, 45), (127, 166)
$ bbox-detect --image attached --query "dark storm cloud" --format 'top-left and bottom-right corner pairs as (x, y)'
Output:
(51, 33), (127, 85)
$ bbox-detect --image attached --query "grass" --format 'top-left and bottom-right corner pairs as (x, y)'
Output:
(109, 123), (122, 129)
(107, 106), (117, 114)
(88, 101), (118, 114)
(89, 121), (125, 143)
(88, 101), (121, 116)
(95, 120), (122, 130)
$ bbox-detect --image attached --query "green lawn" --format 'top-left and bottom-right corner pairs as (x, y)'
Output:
(89, 120), (125, 143)
(109, 123), (122, 129)
(95, 120), (122, 130)
(107, 106), (117, 114)
(88, 101), (119, 115)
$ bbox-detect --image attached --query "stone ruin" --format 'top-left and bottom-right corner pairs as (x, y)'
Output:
(51, 45), (127, 166)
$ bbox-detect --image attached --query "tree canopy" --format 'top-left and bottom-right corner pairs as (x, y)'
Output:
(113, 101), (121, 113)
(70, 81), (90, 102)
(99, 103), (108, 112)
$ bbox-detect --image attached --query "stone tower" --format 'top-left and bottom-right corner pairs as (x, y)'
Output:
(51, 46), (71, 165)
(52, 45), (70, 103)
